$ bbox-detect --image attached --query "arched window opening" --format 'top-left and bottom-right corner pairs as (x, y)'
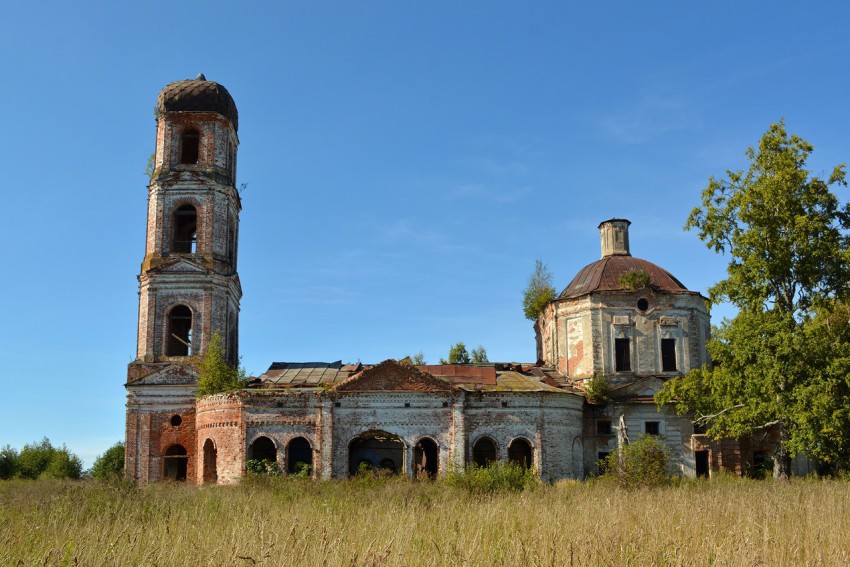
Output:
(471, 438), (497, 468)
(227, 312), (237, 367)
(508, 439), (533, 469)
(248, 436), (277, 465)
(349, 431), (404, 476)
(226, 212), (236, 268)
(413, 438), (439, 479)
(162, 444), (188, 481)
(167, 305), (192, 356)
(202, 439), (217, 484)
(173, 205), (197, 254)
(287, 437), (313, 476)
(180, 129), (200, 164)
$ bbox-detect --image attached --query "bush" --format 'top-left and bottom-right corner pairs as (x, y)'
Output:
(246, 459), (281, 476)
(601, 435), (673, 489)
(91, 442), (125, 480)
(444, 461), (537, 494)
(0, 445), (18, 479)
(15, 438), (83, 480)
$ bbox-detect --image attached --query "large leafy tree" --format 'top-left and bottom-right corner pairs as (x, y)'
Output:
(656, 121), (850, 478)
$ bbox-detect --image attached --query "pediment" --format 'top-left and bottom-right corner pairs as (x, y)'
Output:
(158, 257), (208, 273)
(610, 376), (665, 398)
(127, 363), (197, 386)
(333, 360), (455, 392)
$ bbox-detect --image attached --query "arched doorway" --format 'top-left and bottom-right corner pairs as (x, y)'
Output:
(162, 444), (188, 481)
(508, 438), (533, 469)
(287, 437), (313, 476)
(471, 437), (497, 467)
(202, 439), (217, 484)
(248, 436), (277, 465)
(413, 438), (439, 478)
(349, 431), (404, 475)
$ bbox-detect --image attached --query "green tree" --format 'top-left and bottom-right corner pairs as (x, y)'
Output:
(656, 121), (850, 479)
(441, 342), (471, 364)
(42, 446), (83, 480)
(90, 441), (125, 480)
(15, 438), (83, 480)
(196, 330), (247, 397)
(470, 345), (488, 363)
(0, 445), (18, 479)
(522, 260), (556, 320)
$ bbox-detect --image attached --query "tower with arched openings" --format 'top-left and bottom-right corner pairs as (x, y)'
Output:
(125, 75), (242, 483)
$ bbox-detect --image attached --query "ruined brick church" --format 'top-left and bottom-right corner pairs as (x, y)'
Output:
(125, 76), (776, 484)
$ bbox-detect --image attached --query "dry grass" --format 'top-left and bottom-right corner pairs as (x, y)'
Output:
(1, 476), (848, 566)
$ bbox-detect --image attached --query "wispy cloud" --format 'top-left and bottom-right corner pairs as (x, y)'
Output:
(600, 95), (694, 145)
(448, 183), (532, 203)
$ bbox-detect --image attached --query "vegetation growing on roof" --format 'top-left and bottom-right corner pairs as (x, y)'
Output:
(522, 259), (556, 320)
(619, 269), (652, 290)
(196, 331), (247, 397)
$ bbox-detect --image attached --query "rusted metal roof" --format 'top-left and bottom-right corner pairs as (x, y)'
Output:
(157, 75), (239, 130)
(416, 365), (497, 386)
(253, 361), (578, 393)
(258, 362), (358, 387)
(559, 256), (688, 299)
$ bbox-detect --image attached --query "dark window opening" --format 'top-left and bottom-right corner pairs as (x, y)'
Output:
(471, 438), (497, 467)
(228, 312), (237, 367)
(349, 431), (404, 476)
(202, 439), (217, 484)
(695, 450), (709, 478)
(170, 415), (182, 427)
(414, 438), (439, 479)
(180, 129), (200, 164)
(645, 421), (660, 435)
(166, 305), (192, 356)
(287, 437), (313, 476)
(173, 205), (197, 254)
(615, 338), (631, 372)
(508, 439), (533, 469)
(227, 214), (237, 268)
(248, 436), (277, 465)
(637, 298), (649, 311)
(162, 444), (188, 481)
(661, 338), (677, 371)
(752, 451), (772, 479)
(597, 452), (611, 474)
(596, 420), (612, 435)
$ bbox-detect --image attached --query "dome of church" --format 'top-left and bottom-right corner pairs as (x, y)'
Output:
(558, 219), (688, 299)
(558, 255), (687, 299)
(157, 74), (238, 130)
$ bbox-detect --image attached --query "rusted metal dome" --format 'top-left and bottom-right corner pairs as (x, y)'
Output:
(558, 255), (688, 299)
(156, 74), (238, 131)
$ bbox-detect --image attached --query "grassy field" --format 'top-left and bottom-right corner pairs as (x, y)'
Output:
(1, 476), (848, 566)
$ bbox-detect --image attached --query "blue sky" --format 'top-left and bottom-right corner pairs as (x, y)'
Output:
(1, 1), (849, 466)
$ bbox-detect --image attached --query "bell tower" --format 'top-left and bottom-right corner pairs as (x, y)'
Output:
(136, 74), (241, 364)
(125, 75), (241, 483)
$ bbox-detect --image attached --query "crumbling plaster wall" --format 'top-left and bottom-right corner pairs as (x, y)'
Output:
(539, 291), (709, 378)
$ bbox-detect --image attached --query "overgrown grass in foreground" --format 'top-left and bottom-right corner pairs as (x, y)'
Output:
(1, 476), (848, 566)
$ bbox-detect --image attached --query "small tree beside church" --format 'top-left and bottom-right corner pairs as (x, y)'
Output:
(196, 331), (247, 397)
(522, 260), (556, 320)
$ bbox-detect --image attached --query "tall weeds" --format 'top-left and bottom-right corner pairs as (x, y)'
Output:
(0, 476), (848, 566)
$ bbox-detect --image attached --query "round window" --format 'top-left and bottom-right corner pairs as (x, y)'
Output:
(170, 415), (182, 427)
(637, 298), (649, 311)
